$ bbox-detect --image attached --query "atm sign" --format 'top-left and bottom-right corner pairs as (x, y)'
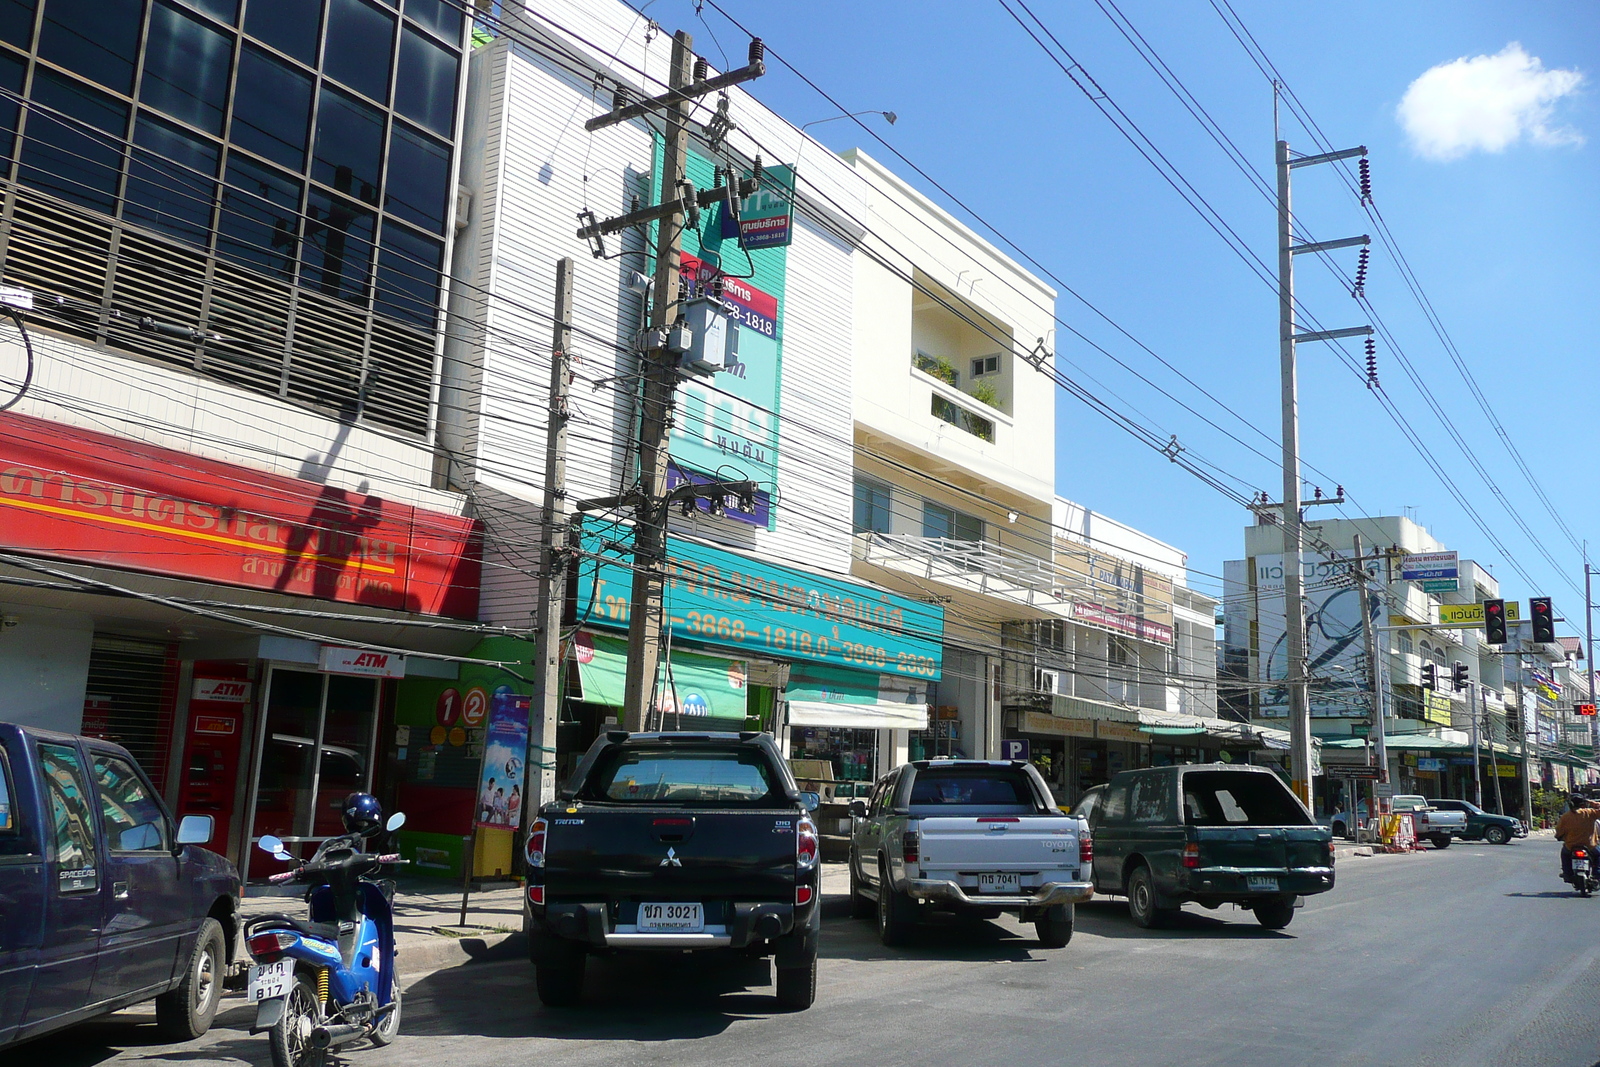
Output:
(193, 677), (251, 703)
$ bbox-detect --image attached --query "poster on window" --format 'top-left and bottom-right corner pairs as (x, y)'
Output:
(474, 686), (529, 830)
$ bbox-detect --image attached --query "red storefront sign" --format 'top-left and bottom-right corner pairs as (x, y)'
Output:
(0, 410), (481, 618)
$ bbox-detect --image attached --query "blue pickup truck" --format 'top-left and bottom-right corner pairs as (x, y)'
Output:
(0, 723), (241, 1049)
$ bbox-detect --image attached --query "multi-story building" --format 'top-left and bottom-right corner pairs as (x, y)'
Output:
(1223, 513), (1583, 815)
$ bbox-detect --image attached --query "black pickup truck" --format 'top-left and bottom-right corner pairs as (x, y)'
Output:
(523, 731), (822, 1010)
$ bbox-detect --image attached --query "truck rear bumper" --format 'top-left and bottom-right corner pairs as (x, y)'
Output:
(531, 900), (813, 953)
(904, 878), (1094, 909)
(1183, 866), (1334, 899)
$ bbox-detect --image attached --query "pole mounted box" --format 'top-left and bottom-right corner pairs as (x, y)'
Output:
(678, 297), (739, 375)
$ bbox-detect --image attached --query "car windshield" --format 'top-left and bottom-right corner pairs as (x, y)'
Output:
(583, 747), (782, 806)
(908, 767), (1039, 814)
(1181, 771), (1312, 827)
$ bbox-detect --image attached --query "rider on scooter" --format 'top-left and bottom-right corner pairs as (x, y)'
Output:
(1554, 793), (1600, 880)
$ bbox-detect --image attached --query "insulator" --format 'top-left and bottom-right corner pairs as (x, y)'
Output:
(1353, 247), (1369, 296)
(751, 155), (764, 188)
(1358, 157), (1372, 203)
(748, 38), (765, 66)
(1365, 338), (1378, 389)
(712, 167), (724, 189)
(612, 86), (628, 111)
(693, 58), (708, 82)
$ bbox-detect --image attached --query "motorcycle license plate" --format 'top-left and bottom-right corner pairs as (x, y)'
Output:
(1575, 859), (1590, 872)
(977, 872), (1021, 894)
(248, 959), (294, 1001)
(638, 903), (703, 932)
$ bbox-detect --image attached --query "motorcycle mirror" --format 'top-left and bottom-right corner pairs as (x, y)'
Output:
(385, 812), (406, 832)
(274, 850), (293, 862)
(258, 835), (283, 855)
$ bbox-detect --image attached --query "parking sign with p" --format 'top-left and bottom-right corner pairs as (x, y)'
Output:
(1002, 739), (1030, 761)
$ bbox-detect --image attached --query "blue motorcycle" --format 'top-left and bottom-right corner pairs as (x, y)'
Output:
(245, 793), (407, 1067)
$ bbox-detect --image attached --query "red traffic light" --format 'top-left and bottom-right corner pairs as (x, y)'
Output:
(1530, 596), (1555, 643)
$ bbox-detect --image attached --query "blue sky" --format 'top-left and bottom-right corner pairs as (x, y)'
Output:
(655, 1), (1596, 626)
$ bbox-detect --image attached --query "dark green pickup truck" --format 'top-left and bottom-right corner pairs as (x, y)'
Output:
(1079, 765), (1335, 930)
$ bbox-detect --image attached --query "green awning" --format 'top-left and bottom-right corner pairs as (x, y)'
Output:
(572, 632), (748, 719)
(1146, 726), (1207, 737)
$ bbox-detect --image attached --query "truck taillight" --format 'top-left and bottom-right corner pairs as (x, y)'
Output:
(796, 816), (819, 871)
(527, 884), (545, 906)
(1181, 842), (1200, 869)
(902, 830), (920, 865)
(1328, 840), (1336, 864)
(525, 817), (547, 869)
(247, 930), (296, 960)
(796, 885), (813, 905)
(1079, 834), (1093, 866)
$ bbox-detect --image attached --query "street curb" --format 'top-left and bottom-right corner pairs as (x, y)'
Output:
(396, 930), (524, 974)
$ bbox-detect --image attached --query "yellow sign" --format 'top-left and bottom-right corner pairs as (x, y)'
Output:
(1491, 763), (1517, 778)
(1023, 713), (1096, 738)
(1438, 601), (1521, 626)
(1423, 692), (1454, 726)
(1096, 720), (1148, 743)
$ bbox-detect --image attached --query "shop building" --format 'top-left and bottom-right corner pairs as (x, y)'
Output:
(0, 0), (502, 875)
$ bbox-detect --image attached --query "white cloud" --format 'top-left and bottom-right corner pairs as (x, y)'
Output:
(1397, 43), (1584, 161)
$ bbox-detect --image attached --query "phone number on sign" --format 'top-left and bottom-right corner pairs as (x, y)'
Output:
(681, 611), (937, 676)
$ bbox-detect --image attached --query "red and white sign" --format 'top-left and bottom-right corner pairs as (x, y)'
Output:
(319, 646), (407, 678)
(1071, 602), (1174, 646)
(193, 715), (238, 735)
(0, 410), (481, 617)
(461, 686), (489, 727)
(193, 677), (252, 703)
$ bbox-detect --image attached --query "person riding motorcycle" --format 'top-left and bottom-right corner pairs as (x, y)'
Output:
(1553, 793), (1600, 881)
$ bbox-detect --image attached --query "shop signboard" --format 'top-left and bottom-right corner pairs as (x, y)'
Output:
(1438, 601), (1521, 626)
(474, 687), (528, 831)
(573, 632), (749, 720)
(0, 410), (482, 617)
(1070, 602), (1174, 646)
(655, 142), (789, 530)
(1401, 551), (1458, 590)
(1022, 713), (1095, 738)
(1416, 757), (1447, 772)
(193, 677), (251, 702)
(732, 163), (796, 249)
(1095, 720), (1147, 743)
(575, 517), (944, 680)
(1423, 691), (1454, 726)
(319, 646), (406, 678)
(1250, 551), (1379, 719)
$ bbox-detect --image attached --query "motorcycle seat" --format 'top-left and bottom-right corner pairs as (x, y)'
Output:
(247, 913), (341, 945)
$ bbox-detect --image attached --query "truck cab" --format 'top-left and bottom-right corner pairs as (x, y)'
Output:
(0, 723), (240, 1048)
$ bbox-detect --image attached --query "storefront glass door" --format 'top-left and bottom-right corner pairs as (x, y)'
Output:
(248, 667), (381, 862)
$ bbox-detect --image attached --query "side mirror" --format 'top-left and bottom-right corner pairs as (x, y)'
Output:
(798, 791), (820, 812)
(176, 815), (213, 846)
(257, 834), (283, 855)
(848, 799), (868, 820)
(385, 812), (406, 832)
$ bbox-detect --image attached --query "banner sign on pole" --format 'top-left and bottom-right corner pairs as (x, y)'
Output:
(1402, 551), (1458, 593)
(474, 686), (529, 830)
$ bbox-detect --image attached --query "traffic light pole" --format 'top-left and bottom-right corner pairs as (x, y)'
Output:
(1517, 647), (1532, 826)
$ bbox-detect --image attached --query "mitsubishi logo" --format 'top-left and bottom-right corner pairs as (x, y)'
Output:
(660, 847), (682, 868)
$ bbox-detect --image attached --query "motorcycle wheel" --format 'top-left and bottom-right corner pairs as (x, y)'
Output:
(369, 972), (402, 1047)
(268, 973), (325, 1067)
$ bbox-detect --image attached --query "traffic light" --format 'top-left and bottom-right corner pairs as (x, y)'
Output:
(1451, 663), (1469, 692)
(1484, 598), (1507, 645)
(1576, 703), (1597, 717)
(1531, 596), (1555, 644)
(1421, 663), (1437, 690)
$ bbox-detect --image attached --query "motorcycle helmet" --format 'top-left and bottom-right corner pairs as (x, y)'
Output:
(341, 792), (384, 836)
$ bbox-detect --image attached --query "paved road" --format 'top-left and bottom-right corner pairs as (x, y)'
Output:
(10, 837), (1600, 1067)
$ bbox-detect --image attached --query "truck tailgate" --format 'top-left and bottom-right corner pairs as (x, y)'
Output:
(1194, 825), (1328, 869)
(916, 815), (1083, 872)
(545, 806), (799, 901)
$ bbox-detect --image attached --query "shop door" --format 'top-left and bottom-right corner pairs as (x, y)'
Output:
(248, 669), (380, 865)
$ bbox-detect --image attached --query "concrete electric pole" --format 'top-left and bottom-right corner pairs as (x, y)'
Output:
(1273, 125), (1373, 805)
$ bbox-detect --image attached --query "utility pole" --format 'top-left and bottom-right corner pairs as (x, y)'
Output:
(572, 31), (765, 733)
(1470, 682), (1483, 809)
(1516, 646), (1532, 826)
(526, 257), (574, 825)
(1273, 130), (1372, 805)
(1586, 553), (1596, 754)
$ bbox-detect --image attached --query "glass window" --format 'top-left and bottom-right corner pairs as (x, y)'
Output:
(1128, 773), (1170, 824)
(218, 155), (301, 277)
(394, 23), (455, 136)
(404, 0), (461, 42)
(124, 116), (218, 246)
(38, 742), (98, 891)
(374, 221), (440, 326)
(92, 752), (170, 851)
(583, 747), (780, 806)
(922, 500), (982, 543)
(0, 51), (23, 160)
(243, 0), (321, 64)
(323, 0), (394, 104)
(232, 45), (313, 170)
(0, 749), (15, 832)
(304, 187), (373, 301)
(313, 85), (383, 203)
(179, 0), (238, 23)
(19, 69), (129, 215)
(142, 1), (234, 136)
(384, 121), (447, 231)
(853, 477), (891, 535)
(908, 767), (1037, 811)
(0, 0), (34, 49)
(38, 0), (141, 95)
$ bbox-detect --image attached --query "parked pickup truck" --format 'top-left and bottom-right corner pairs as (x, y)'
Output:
(847, 759), (1092, 948)
(0, 723), (240, 1049)
(1428, 799), (1522, 844)
(1390, 795), (1469, 849)
(1086, 764), (1334, 929)
(524, 731), (822, 1010)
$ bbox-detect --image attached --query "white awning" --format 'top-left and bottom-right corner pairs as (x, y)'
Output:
(786, 700), (929, 731)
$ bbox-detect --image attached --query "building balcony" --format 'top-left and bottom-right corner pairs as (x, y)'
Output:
(854, 530), (1063, 614)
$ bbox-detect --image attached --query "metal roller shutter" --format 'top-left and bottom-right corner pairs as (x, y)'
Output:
(80, 637), (180, 794)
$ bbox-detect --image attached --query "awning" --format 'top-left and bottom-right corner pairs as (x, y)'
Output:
(572, 632), (749, 719)
(787, 699), (929, 731)
(1146, 726), (1207, 737)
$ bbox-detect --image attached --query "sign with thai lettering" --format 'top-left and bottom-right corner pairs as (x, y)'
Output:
(1438, 601), (1521, 626)
(319, 646), (407, 678)
(734, 163), (795, 250)
(0, 410), (481, 617)
(1070, 602), (1174, 646)
(1402, 551), (1458, 592)
(574, 517), (943, 679)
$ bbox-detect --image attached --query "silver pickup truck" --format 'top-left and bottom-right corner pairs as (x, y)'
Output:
(847, 760), (1093, 948)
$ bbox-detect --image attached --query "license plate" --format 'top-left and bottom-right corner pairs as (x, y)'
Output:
(248, 959), (294, 1001)
(977, 872), (1021, 894)
(1576, 859), (1590, 871)
(638, 902), (703, 932)
(1247, 876), (1279, 892)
